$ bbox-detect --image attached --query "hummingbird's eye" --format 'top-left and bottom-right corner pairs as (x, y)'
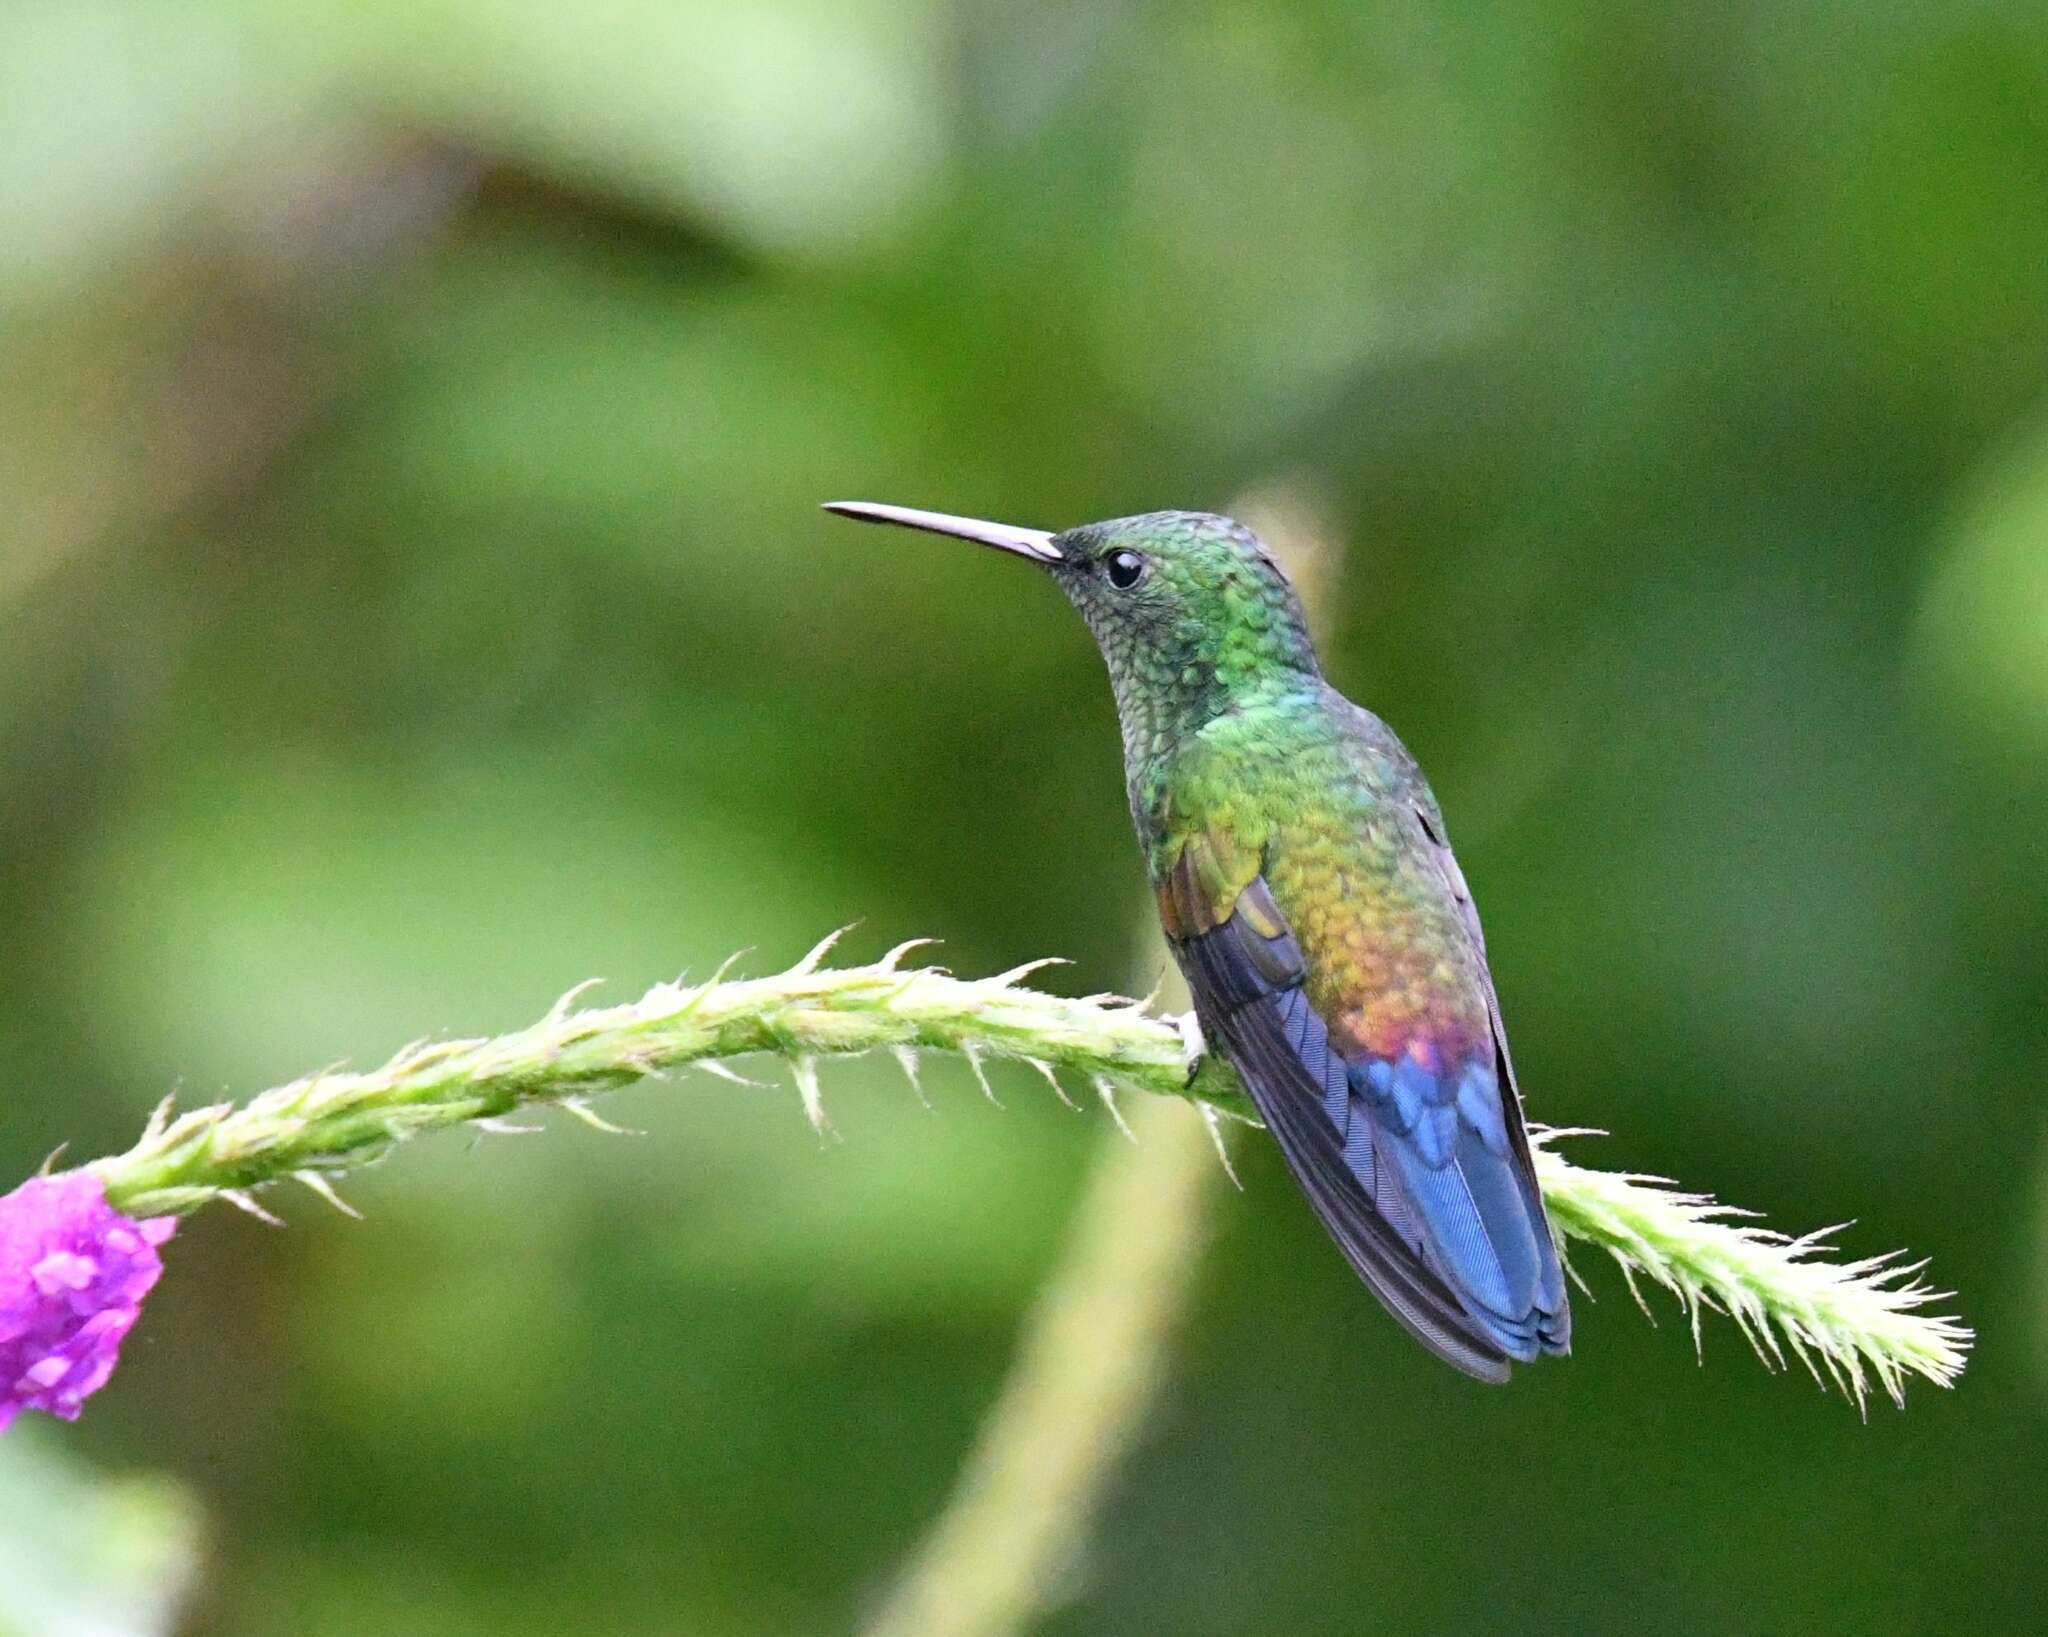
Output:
(1105, 549), (1147, 589)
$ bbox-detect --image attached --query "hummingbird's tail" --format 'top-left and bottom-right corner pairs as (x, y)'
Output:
(1354, 1043), (1571, 1362)
(1219, 993), (1528, 1380)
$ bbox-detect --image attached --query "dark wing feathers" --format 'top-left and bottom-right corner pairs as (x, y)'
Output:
(1168, 840), (1568, 1379)
(1406, 802), (1570, 1348)
(1171, 871), (1515, 1381)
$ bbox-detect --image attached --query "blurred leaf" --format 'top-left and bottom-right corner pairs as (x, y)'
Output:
(0, 1426), (201, 1637)
(1915, 411), (2048, 753)
(234, 0), (948, 255)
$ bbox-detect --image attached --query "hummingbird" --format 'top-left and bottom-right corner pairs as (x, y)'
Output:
(825, 501), (1569, 1380)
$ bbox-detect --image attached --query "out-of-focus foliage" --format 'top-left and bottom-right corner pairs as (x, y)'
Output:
(0, 1426), (200, 1637)
(1916, 412), (2048, 753)
(2, 2), (2044, 1633)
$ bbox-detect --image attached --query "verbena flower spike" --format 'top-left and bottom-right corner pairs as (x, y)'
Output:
(0, 935), (1968, 1429)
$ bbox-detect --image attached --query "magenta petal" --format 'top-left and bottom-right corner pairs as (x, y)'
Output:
(0, 1173), (174, 1431)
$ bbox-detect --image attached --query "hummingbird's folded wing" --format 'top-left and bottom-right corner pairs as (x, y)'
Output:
(1161, 843), (1524, 1383)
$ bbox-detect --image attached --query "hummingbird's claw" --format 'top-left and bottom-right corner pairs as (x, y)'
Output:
(1177, 1011), (1207, 1085)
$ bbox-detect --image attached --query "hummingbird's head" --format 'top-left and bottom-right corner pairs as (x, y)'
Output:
(823, 503), (1322, 714)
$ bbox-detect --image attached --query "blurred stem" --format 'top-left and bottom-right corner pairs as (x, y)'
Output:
(859, 1094), (1217, 1637)
(862, 487), (1349, 1637)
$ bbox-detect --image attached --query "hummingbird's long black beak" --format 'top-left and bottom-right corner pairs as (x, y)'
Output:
(822, 501), (1063, 564)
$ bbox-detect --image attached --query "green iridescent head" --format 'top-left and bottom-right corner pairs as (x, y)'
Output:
(824, 503), (1322, 715)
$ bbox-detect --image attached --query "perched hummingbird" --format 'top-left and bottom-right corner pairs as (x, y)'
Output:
(825, 502), (1569, 1380)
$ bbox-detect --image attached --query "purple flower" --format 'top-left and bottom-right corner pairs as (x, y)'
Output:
(0, 1172), (174, 1431)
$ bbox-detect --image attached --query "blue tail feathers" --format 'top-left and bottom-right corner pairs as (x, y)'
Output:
(1350, 1054), (1568, 1359)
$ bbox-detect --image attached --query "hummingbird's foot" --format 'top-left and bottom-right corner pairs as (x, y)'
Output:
(1176, 1011), (1207, 1084)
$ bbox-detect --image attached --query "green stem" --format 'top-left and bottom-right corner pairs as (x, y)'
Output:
(80, 933), (1970, 1407)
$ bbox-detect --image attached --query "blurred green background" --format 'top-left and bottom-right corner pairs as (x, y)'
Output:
(5, 2), (2047, 1632)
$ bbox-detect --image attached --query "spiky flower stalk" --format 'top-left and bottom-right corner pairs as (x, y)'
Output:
(1529, 1132), (1970, 1410)
(79, 935), (1968, 1405)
